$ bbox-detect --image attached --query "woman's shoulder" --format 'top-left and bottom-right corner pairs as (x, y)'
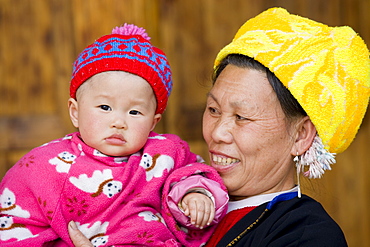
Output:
(266, 194), (342, 231)
(224, 194), (347, 247)
(263, 194), (347, 246)
(275, 194), (337, 221)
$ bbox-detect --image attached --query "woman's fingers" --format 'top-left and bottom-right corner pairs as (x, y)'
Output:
(68, 221), (93, 247)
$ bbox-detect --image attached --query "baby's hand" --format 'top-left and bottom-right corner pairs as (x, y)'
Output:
(181, 191), (215, 229)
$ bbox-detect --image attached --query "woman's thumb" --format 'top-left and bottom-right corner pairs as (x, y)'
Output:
(68, 221), (93, 247)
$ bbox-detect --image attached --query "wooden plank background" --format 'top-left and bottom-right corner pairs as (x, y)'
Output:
(0, 0), (369, 246)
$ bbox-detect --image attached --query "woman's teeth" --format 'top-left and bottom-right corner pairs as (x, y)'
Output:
(212, 155), (239, 165)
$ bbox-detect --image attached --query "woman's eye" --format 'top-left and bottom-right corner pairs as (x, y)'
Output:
(99, 105), (111, 111)
(129, 110), (141, 115)
(236, 114), (247, 121)
(208, 107), (218, 114)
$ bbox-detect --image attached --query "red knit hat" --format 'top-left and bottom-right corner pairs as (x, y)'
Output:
(70, 24), (172, 114)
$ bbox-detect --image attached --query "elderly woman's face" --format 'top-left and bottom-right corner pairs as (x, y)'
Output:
(203, 65), (297, 200)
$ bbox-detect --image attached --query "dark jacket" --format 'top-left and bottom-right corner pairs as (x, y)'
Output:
(216, 193), (347, 247)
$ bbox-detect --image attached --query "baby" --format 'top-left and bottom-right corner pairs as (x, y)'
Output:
(0, 24), (228, 246)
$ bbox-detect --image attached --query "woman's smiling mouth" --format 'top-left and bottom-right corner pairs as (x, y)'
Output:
(211, 154), (240, 166)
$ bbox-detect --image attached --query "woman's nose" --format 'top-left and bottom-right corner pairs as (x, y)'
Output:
(211, 118), (233, 144)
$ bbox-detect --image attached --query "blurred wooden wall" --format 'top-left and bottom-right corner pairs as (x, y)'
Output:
(0, 0), (369, 246)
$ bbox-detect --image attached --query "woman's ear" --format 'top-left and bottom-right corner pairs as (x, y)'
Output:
(291, 116), (317, 156)
(68, 98), (79, 128)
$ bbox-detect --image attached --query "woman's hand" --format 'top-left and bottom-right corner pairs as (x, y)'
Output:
(68, 221), (93, 247)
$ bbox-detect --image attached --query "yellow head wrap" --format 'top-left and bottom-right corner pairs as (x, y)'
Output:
(215, 7), (370, 153)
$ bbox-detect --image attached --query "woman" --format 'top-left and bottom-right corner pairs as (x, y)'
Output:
(69, 7), (370, 246)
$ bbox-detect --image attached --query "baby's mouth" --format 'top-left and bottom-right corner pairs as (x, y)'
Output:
(105, 134), (126, 145)
(211, 154), (239, 166)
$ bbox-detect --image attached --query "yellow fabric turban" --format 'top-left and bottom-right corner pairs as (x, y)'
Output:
(215, 7), (370, 154)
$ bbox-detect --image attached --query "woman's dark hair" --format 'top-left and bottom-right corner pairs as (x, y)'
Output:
(213, 54), (307, 119)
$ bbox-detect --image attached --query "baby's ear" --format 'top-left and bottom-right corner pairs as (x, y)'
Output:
(151, 114), (162, 131)
(68, 98), (79, 128)
(291, 116), (316, 155)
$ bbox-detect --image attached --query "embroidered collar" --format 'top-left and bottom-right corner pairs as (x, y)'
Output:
(227, 186), (298, 213)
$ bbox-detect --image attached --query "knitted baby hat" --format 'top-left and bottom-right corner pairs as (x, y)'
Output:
(215, 7), (370, 154)
(70, 24), (172, 114)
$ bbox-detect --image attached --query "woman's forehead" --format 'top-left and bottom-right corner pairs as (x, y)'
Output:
(211, 66), (274, 101)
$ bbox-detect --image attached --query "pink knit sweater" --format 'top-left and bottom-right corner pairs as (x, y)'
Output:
(0, 132), (228, 246)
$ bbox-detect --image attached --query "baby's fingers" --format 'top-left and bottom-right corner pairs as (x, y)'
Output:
(189, 198), (214, 228)
(181, 192), (215, 228)
(197, 199), (215, 228)
(185, 200), (199, 226)
(206, 201), (216, 226)
(182, 201), (190, 216)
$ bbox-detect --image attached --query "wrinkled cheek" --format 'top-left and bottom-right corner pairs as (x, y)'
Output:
(221, 175), (239, 196)
(202, 116), (212, 143)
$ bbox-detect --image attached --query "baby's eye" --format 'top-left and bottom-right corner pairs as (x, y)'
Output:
(99, 105), (111, 111)
(129, 110), (141, 115)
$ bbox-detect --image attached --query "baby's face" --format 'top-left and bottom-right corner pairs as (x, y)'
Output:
(69, 71), (161, 156)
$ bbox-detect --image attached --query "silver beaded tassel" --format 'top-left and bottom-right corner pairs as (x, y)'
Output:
(296, 134), (336, 179)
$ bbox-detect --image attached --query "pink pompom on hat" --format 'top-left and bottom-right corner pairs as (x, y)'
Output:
(70, 23), (172, 114)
